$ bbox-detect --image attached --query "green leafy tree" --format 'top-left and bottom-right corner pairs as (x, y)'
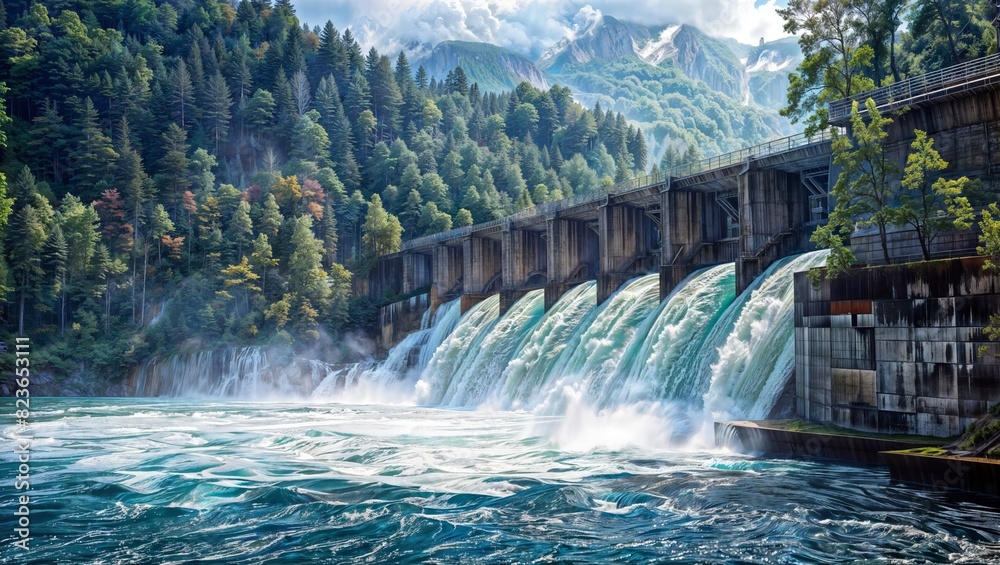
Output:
(228, 200), (253, 259)
(150, 204), (174, 263)
(892, 130), (973, 261)
(287, 215), (330, 307)
(259, 193), (283, 239)
(811, 98), (896, 280)
(249, 233), (279, 296)
(362, 193), (402, 257)
(778, 0), (876, 134)
(218, 256), (260, 316)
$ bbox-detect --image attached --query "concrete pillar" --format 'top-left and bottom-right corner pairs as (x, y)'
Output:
(597, 204), (658, 305)
(431, 243), (463, 312)
(737, 168), (809, 293)
(402, 252), (433, 295)
(659, 189), (726, 301)
(544, 215), (599, 310)
(500, 227), (547, 315)
(461, 235), (502, 314)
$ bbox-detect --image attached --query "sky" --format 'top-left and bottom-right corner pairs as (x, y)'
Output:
(290, 0), (791, 59)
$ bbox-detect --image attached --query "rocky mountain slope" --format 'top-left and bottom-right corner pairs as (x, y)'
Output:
(422, 41), (549, 92)
(399, 13), (802, 163)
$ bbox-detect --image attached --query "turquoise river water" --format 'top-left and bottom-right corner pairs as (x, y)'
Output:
(4, 252), (1000, 562)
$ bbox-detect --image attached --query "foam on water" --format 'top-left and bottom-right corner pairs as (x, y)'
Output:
(8, 399), (1000, 563)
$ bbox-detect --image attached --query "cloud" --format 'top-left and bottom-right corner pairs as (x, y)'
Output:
(291, 0), (790, 57)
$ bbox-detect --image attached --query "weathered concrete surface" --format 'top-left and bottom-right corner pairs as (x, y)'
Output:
(402, 253), (433, 296)
(500, 227), (547, 315)
(716, 421), (940, 464)
(431, 243), (463, 312)
(737, 168), (813, 294)
(883, 452), (1000, 497)
(545, 216), (598, 309)
(851, 225), (982, 266)
(377, 293), (430, 353)
(598, 204), (659, 304)
(463, 236), (502, 296)
(795, 257), (1000, 437)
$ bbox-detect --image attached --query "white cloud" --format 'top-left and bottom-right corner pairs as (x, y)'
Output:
(291, 0), (789, 57)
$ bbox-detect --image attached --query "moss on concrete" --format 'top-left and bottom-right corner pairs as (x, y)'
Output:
(755, 419), (951, 444)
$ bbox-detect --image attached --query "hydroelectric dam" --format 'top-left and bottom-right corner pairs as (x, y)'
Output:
(368, 53), (1000, 357)
(368, 130), (834, 322)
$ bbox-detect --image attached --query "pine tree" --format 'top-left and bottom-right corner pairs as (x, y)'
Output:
(259, 193), (283, 239)
(205, 71), (232, 155)
(8, 205), (47, 335)
(345, 70), (371, 121)
(228, 199), (253, 259)
(288, 214), (330, 305)
(321, 201), (338, 269)
(400, 189), (422, 238)
(150, 203), (174, 263)
(71, 98), (118, 201)
(28, 99), (66, 185)
(318, 21), (348, 83)
(171, 59), (195, 129)
(156, 123), (191, 210)
(628, 129), (648, 173)
(250, 233), (278, 296)
(415, 66), (428, 91)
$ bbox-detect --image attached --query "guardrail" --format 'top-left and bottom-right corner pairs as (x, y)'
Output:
(829, 53), (1000, 123)
(668, 129), (836, 178)
(396, 129), (835, 253)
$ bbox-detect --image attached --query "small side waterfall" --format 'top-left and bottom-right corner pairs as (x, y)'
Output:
(134, 299), (461, 399)
(132, 346), (335, 398)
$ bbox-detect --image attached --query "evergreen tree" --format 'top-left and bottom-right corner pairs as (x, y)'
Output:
(9, 204), (46, 335)
(156, 124), (191, 210)
(228, 200), (253, 259)
(259, 193), (283, 239)
(71, 98), (118, 200)
(205, 71), (232, 155)
(170, 59), (195, 129)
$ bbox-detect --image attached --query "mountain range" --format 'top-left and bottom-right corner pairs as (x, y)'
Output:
(359, 13), (802, 163)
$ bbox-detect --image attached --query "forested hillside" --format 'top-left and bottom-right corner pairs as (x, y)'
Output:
(0, 0), (650, 384)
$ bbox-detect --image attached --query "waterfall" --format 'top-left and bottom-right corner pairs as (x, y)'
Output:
(136, 250), (829, 435)
(597, 263), (736, 408)
(132, 346), (335, 398)
(494, 282), (598, 410)
(702, 250), (830, 421)
(134, 299), (461, 400)
(312, 299), (462, 400)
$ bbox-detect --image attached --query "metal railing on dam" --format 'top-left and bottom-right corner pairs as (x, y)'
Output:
(397, 129), (835, 253)
(828, 53), (1000, 123)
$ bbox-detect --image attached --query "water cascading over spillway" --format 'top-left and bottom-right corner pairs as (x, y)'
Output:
(139, 250), (828, 435)
(362, 250), (827, 430)
(703, 250), (830, 421)
(310, 298), (462, 399)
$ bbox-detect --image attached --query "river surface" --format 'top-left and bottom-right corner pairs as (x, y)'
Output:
(3, 398), (1000, 563)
